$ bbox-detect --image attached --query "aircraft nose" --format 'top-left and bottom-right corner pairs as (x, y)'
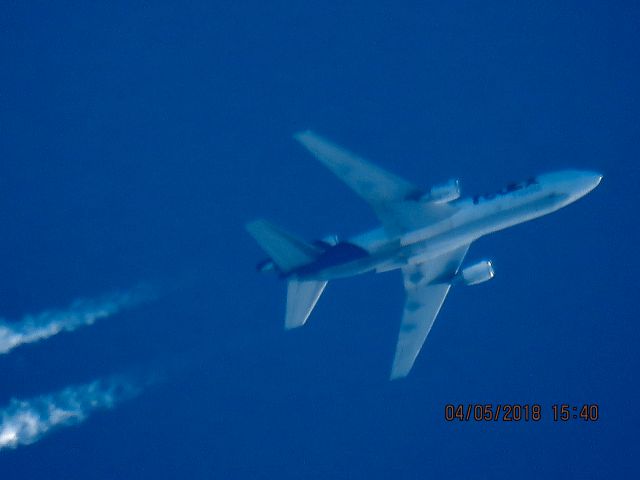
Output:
(593, 172), (603, 186)
(570, 170), (603, 198)
(579, 171), (603, 191)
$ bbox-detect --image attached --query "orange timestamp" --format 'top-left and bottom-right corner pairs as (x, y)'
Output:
(444, 404), (600, 422)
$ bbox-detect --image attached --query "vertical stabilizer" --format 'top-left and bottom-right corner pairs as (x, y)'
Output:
(286, 280), (328, 329)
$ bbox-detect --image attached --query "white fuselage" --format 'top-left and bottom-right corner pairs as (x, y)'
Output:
(308, 170), (602, 280)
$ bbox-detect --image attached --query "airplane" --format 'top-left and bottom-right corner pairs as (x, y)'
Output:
(246, 131), (602, 380)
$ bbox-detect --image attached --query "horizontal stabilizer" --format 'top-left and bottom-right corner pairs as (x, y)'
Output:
(246, 219), (321, 273)
(286, 279), (328, 329)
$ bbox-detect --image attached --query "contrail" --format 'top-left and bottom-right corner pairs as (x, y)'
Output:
(0, 284), (156, 355)
(0, 374), (151, 450)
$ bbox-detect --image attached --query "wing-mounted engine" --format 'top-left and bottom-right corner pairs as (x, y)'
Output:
(456, 260), (494, 285)
(420, 179), (460, 204)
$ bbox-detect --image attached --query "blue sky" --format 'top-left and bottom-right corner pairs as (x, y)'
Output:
(0, 1), (638, 478)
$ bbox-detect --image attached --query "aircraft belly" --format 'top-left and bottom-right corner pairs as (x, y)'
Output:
(470, 193), (567, 236)
(401, 193), (566, 251)
(301, 195), (567, 281)
(295, 241), (380, 280)
(299, 256), (380, 280)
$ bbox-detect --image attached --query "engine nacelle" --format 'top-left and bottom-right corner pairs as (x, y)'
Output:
(458, 260), (494, 286)
(421, 179), (460, 203)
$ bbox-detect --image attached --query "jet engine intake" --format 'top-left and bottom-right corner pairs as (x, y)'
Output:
(458, 260), (494, 286)
(421, 179), (460, 203)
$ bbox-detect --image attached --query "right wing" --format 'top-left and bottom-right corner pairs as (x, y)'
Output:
(294, 131), (457, 234)
(390, 243), (470, 380)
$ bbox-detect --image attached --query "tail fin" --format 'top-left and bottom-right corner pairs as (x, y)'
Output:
(286, 279), (328, 329)
(245, 219), (321, 273)
(246, 219), (329, 328)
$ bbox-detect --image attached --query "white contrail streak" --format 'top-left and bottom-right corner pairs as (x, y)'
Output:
(0, 285), (156, 355)
(0, 374), (147, 450)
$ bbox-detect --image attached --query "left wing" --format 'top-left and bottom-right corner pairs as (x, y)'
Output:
(294, 131), (457, 234)
(390, 244), (470, 379)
